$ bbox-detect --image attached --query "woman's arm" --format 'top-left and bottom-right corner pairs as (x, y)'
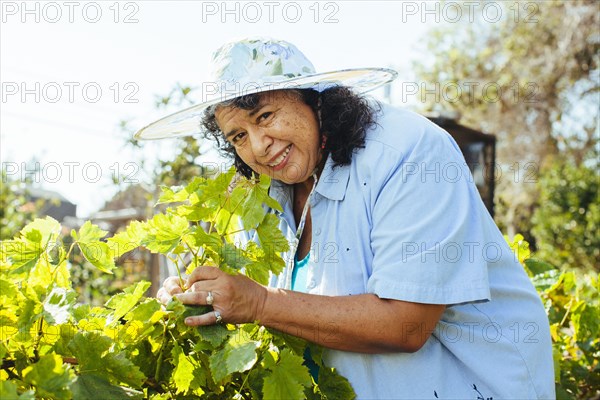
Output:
(157, 266), (445, 354)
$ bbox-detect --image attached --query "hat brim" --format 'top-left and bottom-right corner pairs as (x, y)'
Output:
(134, 67), (397, 140)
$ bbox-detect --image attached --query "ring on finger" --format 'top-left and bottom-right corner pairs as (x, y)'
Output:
(214, 310), (223, 324)
(206, 291), (214, 306)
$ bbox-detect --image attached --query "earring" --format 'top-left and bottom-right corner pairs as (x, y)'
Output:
(321, 134), (327, 150)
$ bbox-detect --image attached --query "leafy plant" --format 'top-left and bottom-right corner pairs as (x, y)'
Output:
(506, 234), (599, 399)
(531, 158), (600, 271)
(0, 167), (355, 399)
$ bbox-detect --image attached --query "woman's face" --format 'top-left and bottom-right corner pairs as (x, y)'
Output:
(215, 91), (321, 184)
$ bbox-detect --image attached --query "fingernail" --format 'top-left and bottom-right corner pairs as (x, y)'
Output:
(185, 318), (193, 325)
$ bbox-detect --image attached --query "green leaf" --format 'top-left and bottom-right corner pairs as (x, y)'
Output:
(107, 221), (146, 258)
(74, 221), (115, 273)
(263, 348), (312, 399)
(71, 374), (143, 400)
(0, 278), (19, 299)
(124, 298), (164, 324)
(14, 296), (42, 342)
(75, 221), (109, 243)
(239, 185), (267, 229)
(42, 286), (77, 325)
(1, 217), (60, 276)
(0, 381), (35, 400)
(141, 213), (189, 254)
(525, 258), (557, 276)
(219, 242), (252, 270)
(68, 332), (145, 388)
(245, 242), (285, 285)
(195, 324), (231, 348)
(105, 281), (151, 323)
(22, 354), (75, 400)
(256, 213), (289, 254)
(317, 367), (356, 400)
(156, 185), (188, 204)
(209, 337), (260, 383)
(172, 343), (195, 394)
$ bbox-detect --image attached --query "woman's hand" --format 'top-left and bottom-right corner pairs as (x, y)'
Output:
(157, 266), (268, 326)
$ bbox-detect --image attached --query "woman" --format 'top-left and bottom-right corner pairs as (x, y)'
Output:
(136, 37), (555, 399)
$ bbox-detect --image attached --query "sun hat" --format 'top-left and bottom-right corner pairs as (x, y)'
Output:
(134, 37), (398, 140)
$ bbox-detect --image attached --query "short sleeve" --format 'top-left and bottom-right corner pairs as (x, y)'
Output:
(367, 124), (491, 305)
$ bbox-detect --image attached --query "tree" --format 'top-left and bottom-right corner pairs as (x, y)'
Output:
(413, 0), (599, 238)
(531, 156), (599, 271)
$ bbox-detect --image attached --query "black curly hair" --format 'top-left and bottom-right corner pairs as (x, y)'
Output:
(201, 86), (381, 179)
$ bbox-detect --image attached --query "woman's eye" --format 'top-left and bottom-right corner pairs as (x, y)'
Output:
(259, 112), (272, 122)
(232, 132), (246, 144)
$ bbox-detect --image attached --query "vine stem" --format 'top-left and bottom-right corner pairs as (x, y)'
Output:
(559, 298), (574, 327)
(154, 322), (169, 382)
(32, 316), (45, 361)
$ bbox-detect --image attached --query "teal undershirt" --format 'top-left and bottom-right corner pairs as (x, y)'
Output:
(291, 251), (311, 292)
(291, 251), (320, 382)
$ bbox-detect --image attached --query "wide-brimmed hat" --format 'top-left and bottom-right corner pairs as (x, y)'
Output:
(134, 37), (398, 140)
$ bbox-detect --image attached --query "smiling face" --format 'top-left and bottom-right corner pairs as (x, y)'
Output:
(215, 90), (322, 184)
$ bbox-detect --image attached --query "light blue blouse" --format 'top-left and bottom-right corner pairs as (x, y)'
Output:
(265, 104), (555, 399)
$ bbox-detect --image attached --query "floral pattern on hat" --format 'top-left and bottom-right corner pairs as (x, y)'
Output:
(211, 37), (316, 82)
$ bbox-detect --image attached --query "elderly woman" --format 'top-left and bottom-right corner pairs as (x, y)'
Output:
(137, 38), (554, 399)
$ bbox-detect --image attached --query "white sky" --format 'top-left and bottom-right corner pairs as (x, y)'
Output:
(1, 1), (437, 216)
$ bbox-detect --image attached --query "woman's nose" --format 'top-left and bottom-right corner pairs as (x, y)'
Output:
(248, 128), (273, 157)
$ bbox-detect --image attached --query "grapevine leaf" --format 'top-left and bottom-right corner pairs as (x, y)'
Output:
(240, 175), (282, 229)
(256, 213), (289, 254)
(263, 348), (312, 400)
(14, 297), (42, 342)
(68, 332), (146, 388)
(1, 217), (60, 275)
(105, 281), (151, 323)
(244, 242), (285, 285)
(156, 185), (188, 204)
(175, 203), (213, 222)
(74, 221), (115, 273)
(219, 242), (252, 270)
(42, 286), (77, 325)
(195, 324), (231, 348)
(157, 177), (206, 205)
(200, 167), (236, 208)
(317, 367), (357, 400)
(209, 337), (260, 383)
(524, 258), (557, 276)
(0, 278), (18, 299)
(22, 354), (75, 400)
(124, 298), (164, 324)
(75, 221), (109, 243)
(0, 380), (35, 399)
(141, 213), (189, 253)
(0, 381), (19, 400)
(1, 237), (42, 275)
(172, 343), (195, 394)
(79, 242), (115, 273)
(71, 374), (143, 399)
(0, 310), (18, 342)
(107, 221), (146, 258)
(239, 187), (266, 228)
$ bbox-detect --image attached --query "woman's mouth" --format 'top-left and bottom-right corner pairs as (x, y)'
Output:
(267, 145), (292, 170)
